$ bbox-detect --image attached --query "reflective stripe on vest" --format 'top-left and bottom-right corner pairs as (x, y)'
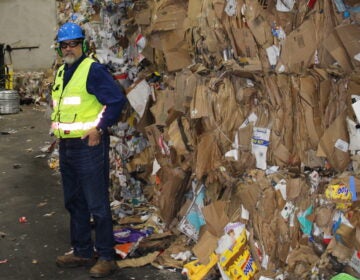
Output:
(51, 107), (104, 131)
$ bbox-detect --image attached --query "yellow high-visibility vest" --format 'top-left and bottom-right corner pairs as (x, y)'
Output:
(51, 58), (104, 138)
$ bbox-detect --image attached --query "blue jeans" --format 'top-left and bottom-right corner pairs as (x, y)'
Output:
(59, 134), (115, 260)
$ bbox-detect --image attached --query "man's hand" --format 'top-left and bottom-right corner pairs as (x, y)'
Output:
(81, 127), (101, 146)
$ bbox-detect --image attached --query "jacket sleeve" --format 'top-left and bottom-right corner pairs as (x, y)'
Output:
(87, 62), (128, 129)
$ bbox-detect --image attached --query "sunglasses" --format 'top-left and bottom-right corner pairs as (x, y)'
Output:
(60, 40), (82, 49)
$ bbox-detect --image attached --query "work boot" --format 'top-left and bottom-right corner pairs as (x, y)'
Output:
(89, 259), (118, 278)
(56, 253), (95, 268)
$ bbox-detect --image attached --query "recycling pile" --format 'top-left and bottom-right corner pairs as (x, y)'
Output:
(50, 0), (360, 279)
(12, 71), (50, 104)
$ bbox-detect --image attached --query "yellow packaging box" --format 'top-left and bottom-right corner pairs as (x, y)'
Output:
(227, 250), (257, 280)
(325, 183), (352, 210)
(183, 253), (218, 280)
(218, 229), (257, 280)
(219, 229), (247, 267)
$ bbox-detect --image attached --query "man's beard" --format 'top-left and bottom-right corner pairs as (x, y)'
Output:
(63, 54), (79, 65)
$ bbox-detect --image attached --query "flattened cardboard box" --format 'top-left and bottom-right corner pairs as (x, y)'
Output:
(299, 76), (321, 148)
(175, 70), (197, 113)
(278, 18), (318, 73)
(244, 0), (273, 47)
(187, 0), (202, 27)
(155, 167), (189, 225)
(335, 24), (360, 69)
(163, 49), (192, 72)
(323, 29), (353, 73)
(317, 111), (350, 171)
(150, 2), (187, 32)
(150, 89), (175, 126)
(195, 132), (222, 180)
(134, 7), (151, 25)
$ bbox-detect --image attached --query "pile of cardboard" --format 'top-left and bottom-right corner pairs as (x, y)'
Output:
(52, 0), (360, 279)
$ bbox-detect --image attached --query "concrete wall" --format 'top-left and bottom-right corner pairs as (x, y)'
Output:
(0, 0), (57, 71)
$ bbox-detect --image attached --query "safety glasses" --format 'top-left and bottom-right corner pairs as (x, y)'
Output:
(60, 40), (82, 49)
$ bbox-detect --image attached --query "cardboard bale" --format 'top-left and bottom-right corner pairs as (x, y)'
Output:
(59, 0), (360, 278)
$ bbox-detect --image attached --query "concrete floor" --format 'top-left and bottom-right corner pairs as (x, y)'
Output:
(0, 105), (184, 280)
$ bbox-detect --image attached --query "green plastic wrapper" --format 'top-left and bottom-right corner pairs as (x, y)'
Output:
(331, 273), (359, 280)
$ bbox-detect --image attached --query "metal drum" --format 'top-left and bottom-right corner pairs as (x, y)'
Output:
(0, 90), (20, 114)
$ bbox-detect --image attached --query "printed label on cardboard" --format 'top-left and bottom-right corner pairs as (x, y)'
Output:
(334, 139), (349, 152)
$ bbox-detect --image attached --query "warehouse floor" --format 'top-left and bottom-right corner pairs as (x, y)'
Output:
(0, 104), (183, 280)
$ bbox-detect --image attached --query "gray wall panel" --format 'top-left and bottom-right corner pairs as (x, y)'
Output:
(0, 0), (57, 70)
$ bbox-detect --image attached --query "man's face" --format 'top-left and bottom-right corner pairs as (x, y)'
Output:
(59, 40), (83, 65)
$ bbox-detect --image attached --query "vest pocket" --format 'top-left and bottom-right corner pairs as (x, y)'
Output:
(59, 113), (77, 123)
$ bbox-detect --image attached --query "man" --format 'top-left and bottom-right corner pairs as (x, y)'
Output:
(51, 22), (127, 278)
